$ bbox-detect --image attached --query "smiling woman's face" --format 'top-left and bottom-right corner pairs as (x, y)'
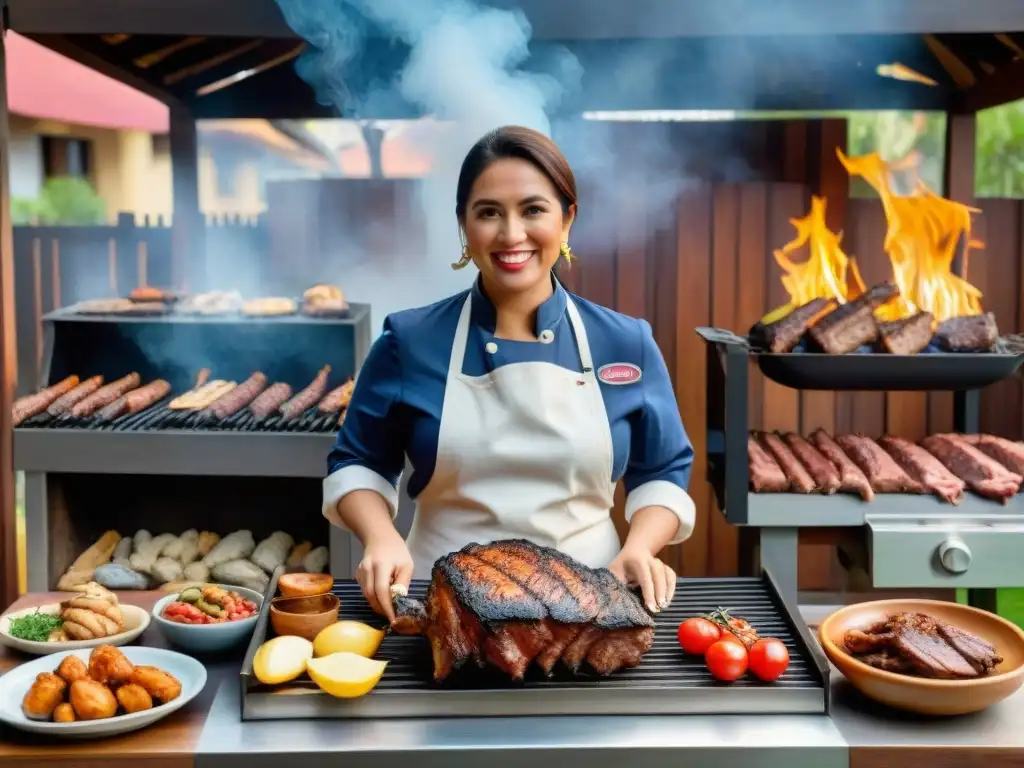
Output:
(462, 157), (574, 299)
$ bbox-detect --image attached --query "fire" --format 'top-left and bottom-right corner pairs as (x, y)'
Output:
(771, 149), (985, 324)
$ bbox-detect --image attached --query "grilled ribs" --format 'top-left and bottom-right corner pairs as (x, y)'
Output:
(844, 612), (1002, 679)
(391, 539), (656, 682)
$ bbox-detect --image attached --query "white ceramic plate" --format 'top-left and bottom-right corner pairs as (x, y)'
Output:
(0, 603), (151, 655)
(0, 646), (207, 738)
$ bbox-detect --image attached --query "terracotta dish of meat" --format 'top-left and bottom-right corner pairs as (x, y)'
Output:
(818, 598), (1024, 715)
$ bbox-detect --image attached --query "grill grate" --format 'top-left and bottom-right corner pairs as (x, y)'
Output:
(241, 575), (828, 719)
(17, 401), (341, 434)
(325, 578), (821, 690)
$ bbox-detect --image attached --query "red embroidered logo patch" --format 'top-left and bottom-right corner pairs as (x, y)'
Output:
(598, 363), (642, 385)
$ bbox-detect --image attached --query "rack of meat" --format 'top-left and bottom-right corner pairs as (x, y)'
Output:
(239, 550), (830, 720)
(66, 283), (351, 320)
(843, 612), (1002, 679)
(750, 430), (1024, 506)
(13, 367), (354, 434)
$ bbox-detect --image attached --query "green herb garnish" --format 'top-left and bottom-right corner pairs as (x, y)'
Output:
(7, 611), (63, 642)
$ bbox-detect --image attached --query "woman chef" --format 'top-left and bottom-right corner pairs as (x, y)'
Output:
(323, 125), (696, 620)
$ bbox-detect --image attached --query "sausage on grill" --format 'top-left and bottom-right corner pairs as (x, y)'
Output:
(317, 379), (354, 414)
(12, 375), (80, 425)
(207, 372), (267, 420)
(249, 383), (292, 420)
(96, 379), (172, 422)
(280, 366), (332, 421)
(69, 373), (142, 418)
(48, 376), (104, 416)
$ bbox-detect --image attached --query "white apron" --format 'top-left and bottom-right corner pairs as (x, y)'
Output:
(406, 293), (620, 579)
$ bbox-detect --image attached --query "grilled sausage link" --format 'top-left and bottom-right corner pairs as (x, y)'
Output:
(317, 379), (354, 414)
(207, 372), (268, 420)
(280, 366), (332, 421)
(97, 379), (172, 422)
(47, 376), (104, 416)
(249, 383), (292, 420)
(69, 373), (142, 418)
(12, 375), (80, 425)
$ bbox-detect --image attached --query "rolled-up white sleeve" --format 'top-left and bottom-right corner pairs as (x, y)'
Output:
(323, 319), (407, 530)
(623, 319), (696, 545)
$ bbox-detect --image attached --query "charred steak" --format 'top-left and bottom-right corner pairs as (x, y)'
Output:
(843, 612), (1002, 679)
(391, 539), (656, 682)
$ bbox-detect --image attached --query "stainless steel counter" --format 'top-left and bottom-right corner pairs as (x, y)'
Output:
(195, 679), (847, 768)
(194, 670), (1024, 768)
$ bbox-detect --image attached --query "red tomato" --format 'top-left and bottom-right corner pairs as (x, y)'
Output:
(748, 638), (790, 682)
(716, 631), (745, 648)
(705, 639), (749, 681)
(677, 618), (721, 655)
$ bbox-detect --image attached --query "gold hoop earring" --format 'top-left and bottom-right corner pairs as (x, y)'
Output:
(559, 241), (573, 265)
(451, 245), (472, 271)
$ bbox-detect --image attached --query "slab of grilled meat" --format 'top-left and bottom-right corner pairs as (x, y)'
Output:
(844, 612), (1001, 679)
(391, 539), (656, 682)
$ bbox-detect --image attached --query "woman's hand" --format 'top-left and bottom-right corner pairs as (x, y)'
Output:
(608, 544), (676, 614)
(356, 530), (414, 622)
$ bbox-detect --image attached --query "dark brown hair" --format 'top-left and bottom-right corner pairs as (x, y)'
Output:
(455, 125), (577, 222)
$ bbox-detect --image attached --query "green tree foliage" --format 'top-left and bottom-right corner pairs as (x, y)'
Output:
(975, 100), (1024, 198)
(11, 177), (107, 225)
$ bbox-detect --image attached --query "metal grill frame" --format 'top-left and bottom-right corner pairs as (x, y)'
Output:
(239, 566), (830, 721)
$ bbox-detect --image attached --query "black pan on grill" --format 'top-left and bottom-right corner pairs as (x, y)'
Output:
(696, 327), (1024, 391)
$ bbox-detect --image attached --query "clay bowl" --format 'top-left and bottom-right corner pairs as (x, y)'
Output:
(819, 599), (1024, 716)
(269, 594), (340, 641)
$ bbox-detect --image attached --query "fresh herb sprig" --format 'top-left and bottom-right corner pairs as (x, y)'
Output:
(7, 611), (63, 642)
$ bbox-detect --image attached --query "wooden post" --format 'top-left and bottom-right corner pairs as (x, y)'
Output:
(170, 104), (203, 291)
(0, 26), (19, 608)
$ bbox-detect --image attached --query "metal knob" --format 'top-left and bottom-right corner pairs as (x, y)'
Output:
(938, 537), (972, 575)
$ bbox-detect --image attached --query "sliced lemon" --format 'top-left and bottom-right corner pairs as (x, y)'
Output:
(313, 620), (385, 658)
(306, 651), (387, 698)
(252, 635), (314, 685)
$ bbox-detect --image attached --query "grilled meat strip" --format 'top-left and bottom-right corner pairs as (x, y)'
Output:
(47, 376), (104, 416)
(280, 365), (332, 420)
(877, 311), (934, 355)
(748, 297), (836, 353)
(783, 433), (840, 494)
(844, 612), (1002, 679)
(936, 312), (998, 352)
(878, 435), (965, 504)
(835, 434), (926, 494)
(318, 380), (355, 414)
(921, 434), (1022, 503)
(12, 375), (80, 425)
(391, 539), (656, 682)
(809, 429), (874, 501)
(69, 373), (142, 418)
(748, 435), (789, 492)
(207, 372), (267, 420)
(96, 379), (171, 422)
(959, 434), (1024, 477)
(757, 431), (815, 493)
(193, 368), (211, 388)
(249, 383), (293, 420)
(807, 283), (900, 355)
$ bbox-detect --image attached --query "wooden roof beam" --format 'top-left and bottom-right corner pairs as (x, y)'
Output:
(9, 0), (1024, 40)
(957, 59), (1024, 113)
(26, 35), (186, 108)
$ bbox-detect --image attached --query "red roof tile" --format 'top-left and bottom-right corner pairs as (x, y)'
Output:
(7, 33), (169, 133)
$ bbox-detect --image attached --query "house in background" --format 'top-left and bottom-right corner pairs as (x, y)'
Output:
(7, 32), (338, 224)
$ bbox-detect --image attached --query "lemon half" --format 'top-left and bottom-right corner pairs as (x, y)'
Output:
(306, 651), (387, 698)
(313, 620), (385, 658)
(252, 635), (314, 685)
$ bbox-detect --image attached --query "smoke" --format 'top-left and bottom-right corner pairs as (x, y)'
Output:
(272, 0), (740, 332)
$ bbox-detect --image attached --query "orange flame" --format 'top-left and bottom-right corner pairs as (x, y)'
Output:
(772, 149), (985, 324)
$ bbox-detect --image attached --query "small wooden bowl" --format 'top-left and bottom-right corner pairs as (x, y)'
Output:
(277, 572), (334, 599)
(819, 599), (1024, 716)
(269, 594), (340, 641)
